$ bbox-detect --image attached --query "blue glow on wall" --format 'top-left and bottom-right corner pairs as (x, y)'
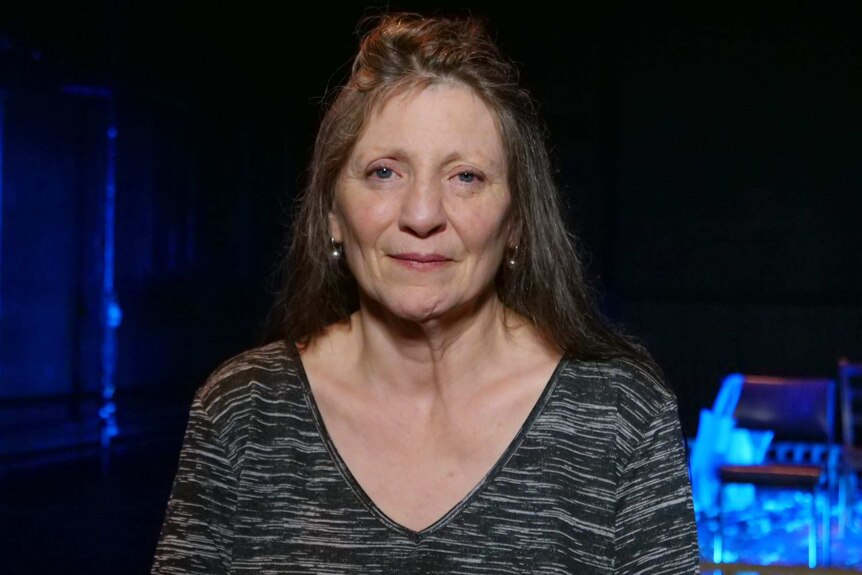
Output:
(0, 85), (123, 465)
(99, 101), (122, 456)
(0, 91), (5, 340)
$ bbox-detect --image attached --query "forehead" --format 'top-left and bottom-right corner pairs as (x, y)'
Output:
(352, 82), (506, 167)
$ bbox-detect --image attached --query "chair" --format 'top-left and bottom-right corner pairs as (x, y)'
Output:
(838, 358), (862, 533)
(713, 374), (836, 568)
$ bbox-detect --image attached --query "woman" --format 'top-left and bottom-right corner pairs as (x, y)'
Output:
(152, 12), (699, 574)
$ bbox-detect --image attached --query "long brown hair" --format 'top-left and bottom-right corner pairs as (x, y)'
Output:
(267, 12), (655, 369)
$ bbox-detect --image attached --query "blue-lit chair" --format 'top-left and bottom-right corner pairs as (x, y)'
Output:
(838, 358), (862, 534)
(713, 375), (836, 568)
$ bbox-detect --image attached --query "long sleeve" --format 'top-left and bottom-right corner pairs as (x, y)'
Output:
(151, 394), (238, 574)
(613, 399), (700, 574)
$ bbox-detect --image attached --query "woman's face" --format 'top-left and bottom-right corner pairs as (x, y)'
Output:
(330, 82), (515, 324)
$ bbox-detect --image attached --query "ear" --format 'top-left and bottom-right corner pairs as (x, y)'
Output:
(328, 209), (343, 243)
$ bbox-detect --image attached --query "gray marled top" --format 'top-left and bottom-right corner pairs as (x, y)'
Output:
(151, 341), (699, 574)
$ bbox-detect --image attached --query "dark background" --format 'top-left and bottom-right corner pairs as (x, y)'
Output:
(0, 1), (860, 573)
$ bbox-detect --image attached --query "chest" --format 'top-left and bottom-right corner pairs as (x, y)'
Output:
(228, 379), (621, 574)
(317, 382), (548, 532)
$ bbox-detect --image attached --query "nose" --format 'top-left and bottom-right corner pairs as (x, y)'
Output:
(398, 176), (447, 238)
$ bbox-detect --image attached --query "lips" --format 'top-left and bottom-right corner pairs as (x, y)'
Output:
(391, 252), (451, 263)
(389, 253), (453, 270)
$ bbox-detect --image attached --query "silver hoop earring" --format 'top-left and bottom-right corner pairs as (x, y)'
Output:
(329, 237), (343, 259)
(506, 244), (519, 269)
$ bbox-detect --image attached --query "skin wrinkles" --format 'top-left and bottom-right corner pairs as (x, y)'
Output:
(328, 81), (520, 385)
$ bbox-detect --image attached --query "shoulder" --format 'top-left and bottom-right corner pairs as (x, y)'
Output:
(557, 356), (686, 473)
(560, 355), (678, 428)
(195, 339), (302, 418)
(602, 357), (675, 407)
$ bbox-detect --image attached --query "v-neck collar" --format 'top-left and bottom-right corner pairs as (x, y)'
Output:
(293, 349), (568, 541)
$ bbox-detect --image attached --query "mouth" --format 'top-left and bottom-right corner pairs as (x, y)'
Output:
(390, 252), (452, 269)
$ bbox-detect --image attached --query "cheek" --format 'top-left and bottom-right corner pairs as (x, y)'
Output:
(340, 201), (393, 247)
(460, 208), (511, 254)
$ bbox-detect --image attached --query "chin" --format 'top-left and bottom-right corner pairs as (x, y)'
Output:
(368, 288), (453, 323)
(387, 293), (492, 327)
(387, 299), (450, 324)
(362, 284), (493, 325)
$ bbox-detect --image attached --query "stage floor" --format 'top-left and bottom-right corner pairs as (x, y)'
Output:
(698, 485), (862, 570)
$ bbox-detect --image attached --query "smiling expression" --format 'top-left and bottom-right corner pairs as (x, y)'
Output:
(329, 82), (516, 324)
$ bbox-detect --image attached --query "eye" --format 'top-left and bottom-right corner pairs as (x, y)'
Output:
(371, 166), (395, 180)
(454, 170), (483, 184)
(457, 171), (476, 183)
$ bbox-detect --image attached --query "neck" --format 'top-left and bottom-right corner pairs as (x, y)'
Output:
(349, 290), (519, 397)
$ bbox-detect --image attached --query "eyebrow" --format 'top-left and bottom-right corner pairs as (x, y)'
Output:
(351, 146), (504, 173)
(439, 150), (504, 173)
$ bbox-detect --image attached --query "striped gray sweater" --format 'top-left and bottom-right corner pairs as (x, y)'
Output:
(151, 341), (699, 574)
